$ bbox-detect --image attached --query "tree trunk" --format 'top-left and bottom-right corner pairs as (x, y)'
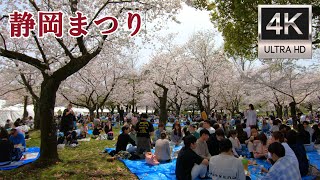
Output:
(111, 106), (115, 114)
(146, 106), (148, 114)
(192, 104), (195, 118)
(96, 106), (100, 118)
(135, 107), (137, 114)
(206, 88), (210, 115)
(89, 109), (95, 122)
(132, 95), (135, 114)
(197, 96), (205, 112)
(284, 105), (289, 119)
(38, 78), (60, 163)
(159, 97), (168, 125)
(33, 98), (41, 130)
(274, 104), (283, 119)
(228, 109), (235, 117)
(175, 104), (180, 117)
(289, 101), (297, 125)
(100, 108), (103, 117)
(155, 83), (169, 125)
(23, 96), (29, 119)
(125, 105), (129, 113)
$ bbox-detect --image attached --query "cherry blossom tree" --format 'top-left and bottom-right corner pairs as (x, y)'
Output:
(59, 52), (128, 120)
(216, 66), (245, 116)
(174, 30), (226, 116)
(0, 0), (181, 163)
(245, 59), (320, 124)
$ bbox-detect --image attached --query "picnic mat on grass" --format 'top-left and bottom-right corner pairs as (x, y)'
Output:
(105, 146), (315, 180)
(88, 129), (93, 135)
(0, 147), (40, 170)
(307, 151), (320, 170)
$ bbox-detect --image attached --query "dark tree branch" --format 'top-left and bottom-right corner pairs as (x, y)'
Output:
(28, 0), (75, 60)
(77, 36), (88, 55)
(0, 15), (8, 49)
(70, 0), (88, 55)
(155, 82), (168, 91)
(86, 0), (111, 30)
(0, 87), (24, 97)
(28, 0), (41, 11)
(61, 93), (90, 109)
(55, 38), (75, 59)
(31, 31), (48, 64)
(20, 73), (39, 101)
(0, 32), (7, 50)
(153, 90), (160, 98)
(98, 82), (116, 108)
(0, 48), (48, 71)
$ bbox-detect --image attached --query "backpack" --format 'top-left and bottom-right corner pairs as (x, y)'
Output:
(107, 131), (114, 140)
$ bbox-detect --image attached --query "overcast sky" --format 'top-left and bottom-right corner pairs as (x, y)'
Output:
(135, 3), (223, 66)
(134, 3), (319, 67)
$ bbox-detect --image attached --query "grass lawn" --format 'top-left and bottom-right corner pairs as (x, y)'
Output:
(0, 127), (137, 180)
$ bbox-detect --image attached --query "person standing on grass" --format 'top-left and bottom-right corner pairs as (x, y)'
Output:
(135, 113), (154, 156)
(61, 104), (76, 136)
(245, 104), (257, 128)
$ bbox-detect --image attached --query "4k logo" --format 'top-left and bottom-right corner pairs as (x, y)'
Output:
(266, 12), (302, 35)
(258, 5), (312, 59)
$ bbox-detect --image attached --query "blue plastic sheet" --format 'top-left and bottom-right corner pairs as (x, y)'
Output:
(88, 129), (93, 135)
(0, 147), (40, 170)
(153, 123), (185, 128)
(307, 151), (320, 170)
(105, 146), (315, 180)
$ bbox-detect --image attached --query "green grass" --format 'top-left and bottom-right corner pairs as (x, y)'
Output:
(0, 128), (137, 180)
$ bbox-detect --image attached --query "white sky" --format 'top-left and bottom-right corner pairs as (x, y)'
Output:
(135, 4), (223, 66)
(134, 3), (319, 68)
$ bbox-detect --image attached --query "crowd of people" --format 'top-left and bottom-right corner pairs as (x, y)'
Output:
(0, 117), (30, 163)
(2, 102), (320, 179)
(109, 104), (320, 180)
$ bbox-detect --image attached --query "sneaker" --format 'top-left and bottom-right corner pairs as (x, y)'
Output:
(70, 144), (78, 148)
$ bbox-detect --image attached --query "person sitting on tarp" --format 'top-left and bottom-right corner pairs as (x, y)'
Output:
(194, 129), (211, 160)
(115, 125), (136, 154)
(171, 121), (183, 146)
(176, 135), (209, 180)
(4, 119), (13, 130)
(93, 124), (103, 136)
(155, 131), (171, 162)
(9, 128), (25, 160)
(0, 127), (14, 163)
(209, 139), (246, 180)
(261, 142), (301, 180)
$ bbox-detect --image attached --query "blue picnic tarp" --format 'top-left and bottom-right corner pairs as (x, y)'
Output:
(0, 147), (40, 170)
(307, 151), (320, 170)
(105, 145), (316, 180)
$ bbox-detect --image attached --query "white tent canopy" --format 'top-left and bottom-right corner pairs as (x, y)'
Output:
(0, 104), (34, 126)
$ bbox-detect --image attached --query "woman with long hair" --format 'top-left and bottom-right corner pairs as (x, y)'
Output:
(171, 121), (182, 145)
(253, 133), (268, 159)
(236, 124), (248, 144)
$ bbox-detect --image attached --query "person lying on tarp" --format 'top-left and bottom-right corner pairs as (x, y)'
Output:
(0, 127), (14, 163)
